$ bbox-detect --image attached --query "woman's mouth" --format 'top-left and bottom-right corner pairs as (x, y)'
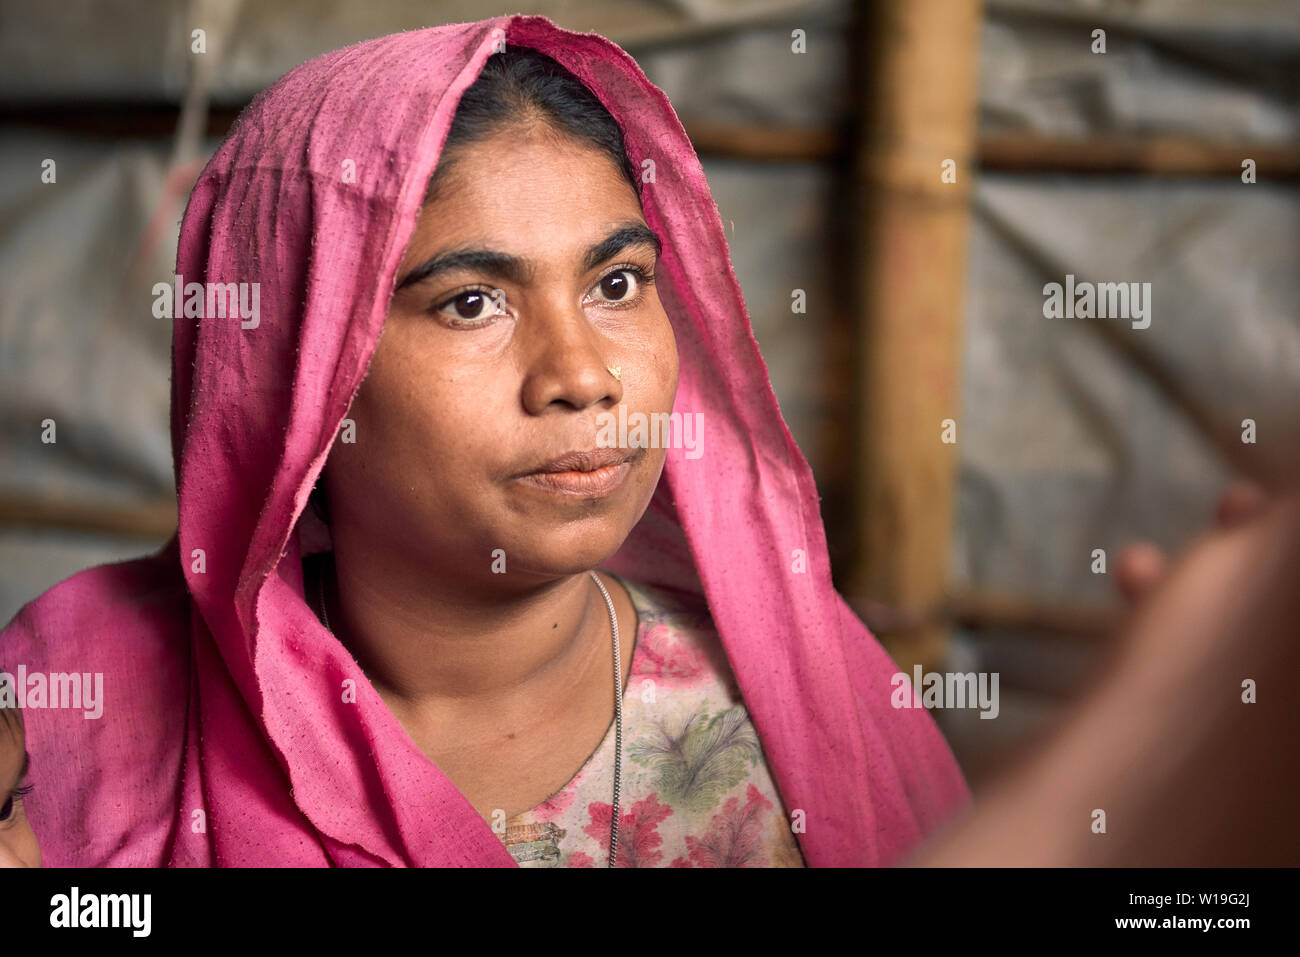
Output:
(518, 461), (632, 497)
(516, 447), (637, 498)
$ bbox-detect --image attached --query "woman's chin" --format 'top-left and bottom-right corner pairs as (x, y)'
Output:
(499, 534), (629, 580)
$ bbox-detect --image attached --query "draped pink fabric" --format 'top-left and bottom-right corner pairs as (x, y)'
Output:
(1, 14), (969, 866)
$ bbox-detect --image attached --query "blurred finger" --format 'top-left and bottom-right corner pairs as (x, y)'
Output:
(1115, 542), (1168, 605)
(1215, 480), (1269, 528)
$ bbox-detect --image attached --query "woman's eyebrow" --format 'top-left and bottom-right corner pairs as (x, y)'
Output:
(395, 221), (662, 291)
(581, 222), (662, 272)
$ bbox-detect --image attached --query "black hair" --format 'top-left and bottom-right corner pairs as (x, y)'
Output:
(308, 45), (638, 529)
(429, 44), (639, 199)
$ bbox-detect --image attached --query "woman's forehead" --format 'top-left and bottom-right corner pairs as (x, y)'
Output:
(428, 125), (636, 201)
(404, 142), (650, 278)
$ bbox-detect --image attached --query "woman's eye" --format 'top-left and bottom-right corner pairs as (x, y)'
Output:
(593, 268), (641, 303)
(436, 288), (502, 324)
(0, 795), (14, 823)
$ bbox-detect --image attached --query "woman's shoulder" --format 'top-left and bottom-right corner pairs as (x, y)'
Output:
(2, 540), (189, 661)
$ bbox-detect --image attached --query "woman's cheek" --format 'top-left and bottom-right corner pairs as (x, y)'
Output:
(648, 330), (679, 411)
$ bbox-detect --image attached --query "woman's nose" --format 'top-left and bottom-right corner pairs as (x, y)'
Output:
(519, 303), (623, 415)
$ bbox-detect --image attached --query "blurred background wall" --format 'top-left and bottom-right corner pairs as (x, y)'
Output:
(2, 0), (1297, 788)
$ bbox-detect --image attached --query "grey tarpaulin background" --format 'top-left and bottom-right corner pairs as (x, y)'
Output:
(2, 0), (1296, 781)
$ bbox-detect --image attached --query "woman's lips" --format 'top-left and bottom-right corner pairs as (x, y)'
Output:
(515, 446), (639, 498)
(518, 460), (632, 497)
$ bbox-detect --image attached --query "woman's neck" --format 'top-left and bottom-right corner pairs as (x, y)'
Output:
(315, 547), (619, 730)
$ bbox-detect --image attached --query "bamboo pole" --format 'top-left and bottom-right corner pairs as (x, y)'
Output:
(978, 134), (1300, 179)
(6, 103), (1296, 178)
(849, 0), (984, 675)
(2, 488), (1128, 649)
(848, 587), (1118, 642)
(0, 493), (176, 540)
(676, 117), (1300, 179)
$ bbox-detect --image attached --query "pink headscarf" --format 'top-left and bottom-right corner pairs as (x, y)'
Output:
(2, 14), (968, 866)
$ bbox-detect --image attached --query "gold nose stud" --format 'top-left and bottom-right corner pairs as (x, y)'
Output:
(607, 365), (621, 381)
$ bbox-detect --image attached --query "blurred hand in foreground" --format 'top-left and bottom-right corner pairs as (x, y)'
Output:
(913, 481), (1300, 865)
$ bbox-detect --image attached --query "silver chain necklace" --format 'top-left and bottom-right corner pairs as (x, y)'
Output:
(318, 563), (623, 867)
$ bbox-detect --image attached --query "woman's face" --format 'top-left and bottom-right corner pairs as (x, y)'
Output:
(323, 125), (678, 585)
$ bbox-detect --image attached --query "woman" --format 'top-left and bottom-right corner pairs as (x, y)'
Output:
(0, 14), (969, 867)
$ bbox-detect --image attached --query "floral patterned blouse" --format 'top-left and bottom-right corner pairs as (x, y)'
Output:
(499, 573), (807, 868)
